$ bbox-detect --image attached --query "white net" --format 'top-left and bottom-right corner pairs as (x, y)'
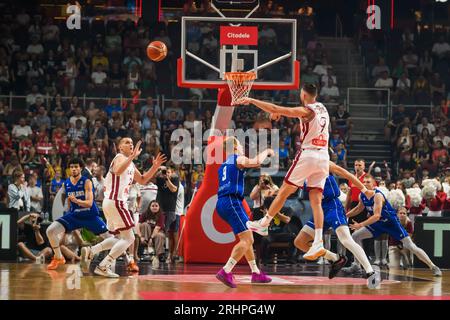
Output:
(224, 72), (256, 105)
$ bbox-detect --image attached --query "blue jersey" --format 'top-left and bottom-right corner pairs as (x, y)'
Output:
(360, 189), (397, 220)
(217, 154), (245, 199)
(64, 175), (99, 216)
(305, 175), (341, 208)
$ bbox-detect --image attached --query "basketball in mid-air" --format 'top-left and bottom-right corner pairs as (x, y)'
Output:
(146, 41), (168, 62)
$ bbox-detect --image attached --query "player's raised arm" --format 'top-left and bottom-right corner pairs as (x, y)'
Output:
(134, 152), (167, 185)
(69, 179), (94, 208)
(238, 97), (313, 119)
(113, 140), (143, 176)
(236, 148), (274, 169)
(329, 162), (374, 198)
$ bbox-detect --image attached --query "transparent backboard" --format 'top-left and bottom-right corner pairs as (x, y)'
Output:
(178, 16), (299, 90)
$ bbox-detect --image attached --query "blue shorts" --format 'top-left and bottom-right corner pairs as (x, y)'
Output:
(306, 199), (347, 231)
(365, 216), (409, 241)
(57, 210), (108, 235)
(216, 196), (249, 235)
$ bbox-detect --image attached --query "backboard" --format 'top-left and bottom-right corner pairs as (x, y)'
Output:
(177, 16), (299, 90)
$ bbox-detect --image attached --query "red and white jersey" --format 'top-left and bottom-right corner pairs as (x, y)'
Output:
(299, 102), (330, 150)
(104, 153), (136, 202)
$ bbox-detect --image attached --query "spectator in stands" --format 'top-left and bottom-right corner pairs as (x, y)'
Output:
(413, 74), (431, 105)
(12, 118), (32, 140)
(139, 200), (166, 268)
(419, 50), (433, 75)
(398, 152), (417, 177)
(417, 117), (436, 137)
(371, 57), (390, 80)
(68, 119), (88, 142)
(313, 57), (331, 77)
(32, 106), (51, 129)
(163, 99), (184, 121)
(319, 79), (340, 102)
(140, 96), (161, 120)
(413, 139), (431, 163)
(397, 127), (414, 156)
(432, 141), (448, 163)
(27, 175), (43, 213)
(394, 73), (411, 104)
(335, 143), (348, 169)
(3, 155), (23, 179)
(431, 36), (450, 60)
(301, 66), (319, 87)
(374, 71), (393, 103)
(429, 73), (446, 105)
(392, 59), (406, 84)
(49, 169), (63, 204)
(331, 103), (353, 142)
(25, 85), (44, 107)
(433, 128), (450, 148)
(17, 213), (52, 262)
(70, 107), (88, 128)
(105, 98), (122, 117)
(402, 49), (418, 77)
(89, 63), (108, 92)
(7, 170), (30, 211)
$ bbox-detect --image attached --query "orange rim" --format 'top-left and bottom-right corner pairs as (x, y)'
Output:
(224, 72), (256, 81)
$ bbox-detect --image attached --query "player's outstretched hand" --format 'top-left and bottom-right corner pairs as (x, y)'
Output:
(132, 140), (143, 159)
(153, 152), (167, 166)
(235, 97), (252, 105)
(349, 220), (362, 231)
(266, 148), (275, 157)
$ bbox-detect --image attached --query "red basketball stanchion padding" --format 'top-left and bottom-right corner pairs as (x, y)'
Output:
(182, 88), (251, 264)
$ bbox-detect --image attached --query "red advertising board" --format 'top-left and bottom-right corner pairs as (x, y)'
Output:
(220, 26), (258, 46)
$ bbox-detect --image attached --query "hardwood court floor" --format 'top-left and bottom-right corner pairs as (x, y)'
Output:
(1, 261), (449, 300)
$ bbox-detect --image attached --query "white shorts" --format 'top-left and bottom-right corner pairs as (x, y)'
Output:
(284, 149), (329, 191)
(102, 199), (135, 234)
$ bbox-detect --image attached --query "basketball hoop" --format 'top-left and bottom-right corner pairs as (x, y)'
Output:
(224, 71), (256, 105)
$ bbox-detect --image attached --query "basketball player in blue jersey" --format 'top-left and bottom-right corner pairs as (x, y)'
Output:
(294, 162), (380, 288)
(46, 158), (110, 270)
(343, 174), (442, 277)
(215, 136), (274, 288)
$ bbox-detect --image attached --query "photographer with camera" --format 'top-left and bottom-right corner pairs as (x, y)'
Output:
(155, 165), (179, 263)
(249, 174), (279, 262)
(17, 213), (52, 263)
(250, 174), (279, 215)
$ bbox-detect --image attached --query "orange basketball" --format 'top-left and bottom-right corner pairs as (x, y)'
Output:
(146, 41), (168, 62)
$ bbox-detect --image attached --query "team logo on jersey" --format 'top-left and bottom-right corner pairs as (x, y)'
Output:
(312, 134), (327, 147)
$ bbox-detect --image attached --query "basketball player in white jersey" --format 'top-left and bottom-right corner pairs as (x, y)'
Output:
(81, 138), (166, 277)
(238, 84), (330, 260)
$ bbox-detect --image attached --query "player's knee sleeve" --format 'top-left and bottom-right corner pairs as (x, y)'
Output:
(336, 227), (353, 248)
(46, 221), (64, 239)
(401, 237), (415, 251)
(119, 228), (135, 244)
(100, 231), (113, 239)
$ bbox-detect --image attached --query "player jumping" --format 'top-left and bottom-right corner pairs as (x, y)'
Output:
(81, 138), (166, 277)
(215, 137), (273, 288)
(239, 84), (330, 260)
(343, 175), (442, 277)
